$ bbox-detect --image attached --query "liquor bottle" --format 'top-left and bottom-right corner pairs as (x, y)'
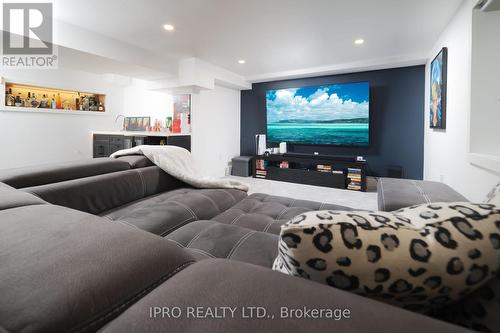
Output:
(82, 95), (89, 111)
(51, 95), (56, 109)
(40, 94), (48, 108)
(55, 93), (62, 109)
(88, 96), (96, 111)
(5, 88), (12, 106)
(25, 92), (31, 108)
(31, 93), (38, 108)
(98, 101), (104, 111)
(14, 93), (22, 107)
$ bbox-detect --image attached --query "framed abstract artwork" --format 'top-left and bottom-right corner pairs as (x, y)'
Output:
(430, 47), (448, 129)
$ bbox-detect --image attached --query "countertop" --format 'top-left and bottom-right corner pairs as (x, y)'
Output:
(92, 130), (190, 137)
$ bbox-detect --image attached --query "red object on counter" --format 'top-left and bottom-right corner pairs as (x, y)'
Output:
(172, 119), (181, 133)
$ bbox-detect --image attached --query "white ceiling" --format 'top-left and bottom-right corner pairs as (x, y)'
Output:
(57, 47), (171, 81)
(52, 0), (464, 81)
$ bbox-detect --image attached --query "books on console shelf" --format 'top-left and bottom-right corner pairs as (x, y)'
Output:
(317, 164), (332, 169)
(255, 168), (267, 179)
(347, 167), (363, 191)
(316, 164), (332, 173)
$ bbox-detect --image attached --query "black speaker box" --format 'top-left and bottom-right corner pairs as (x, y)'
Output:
(387, 166), (403, 178)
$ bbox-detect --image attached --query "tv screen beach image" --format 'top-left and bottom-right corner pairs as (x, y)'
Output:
(266, 82), (370, 146)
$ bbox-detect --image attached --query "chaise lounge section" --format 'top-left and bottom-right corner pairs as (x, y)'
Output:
(377, 177), (468, 211)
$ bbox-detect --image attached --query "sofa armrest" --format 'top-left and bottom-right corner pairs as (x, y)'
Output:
(378, 178), (468, 211)
(102, 259), (471, 333)
(0, 158), (131, 189)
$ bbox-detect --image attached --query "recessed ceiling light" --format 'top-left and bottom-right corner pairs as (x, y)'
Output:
(354, 39), (364, 45)
(163, 24), (175, 31)
(238, 59), (246, 64)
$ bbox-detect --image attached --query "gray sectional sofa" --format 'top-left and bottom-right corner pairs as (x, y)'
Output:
(0, 158), (473, 332)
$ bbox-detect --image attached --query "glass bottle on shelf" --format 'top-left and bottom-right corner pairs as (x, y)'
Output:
(51, 95), (56, 109)
(89, 96), (96, 111)
(5, 88), (13, 106)
(26, 92), (33, 107)
(55, 93), (62, 109)
(31, 93), (38, 108)
(78, 93), (83, 111)
(40, 94), (48, 108)
(82, 95), (89, 111)
(5, 88), (9, 106)
(14, 93), (22, 107)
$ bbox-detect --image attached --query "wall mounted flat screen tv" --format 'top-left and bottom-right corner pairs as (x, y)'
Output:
(266, 82), (370, 147)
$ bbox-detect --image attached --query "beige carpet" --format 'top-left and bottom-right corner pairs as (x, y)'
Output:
(225, 176), (378, 210)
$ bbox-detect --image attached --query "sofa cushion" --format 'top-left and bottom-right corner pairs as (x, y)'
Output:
(166, 220), (279, 267)
(101, 259), (467, 333)
(102, 188), (247, 236)
(0, 181), (46, 210)
(23, 166), (186, 215)
(0, 204), (195, 333)
(486, 182), (500, 206)
(211, 193), (353, 234)
(377, 178), (467, 212)
(273, 202), (500, 313)
(0, 158), (131, 189)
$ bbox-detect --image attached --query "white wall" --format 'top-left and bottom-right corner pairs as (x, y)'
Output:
(0, 68), (125, 169)
(191, 85), (241, 177)
(424, 0), (500, 201)
(122, 79), (173, 124)
(470, 9), (500, 156)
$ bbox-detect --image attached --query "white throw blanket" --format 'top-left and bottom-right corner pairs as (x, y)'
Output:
(110, 145), (249, 191)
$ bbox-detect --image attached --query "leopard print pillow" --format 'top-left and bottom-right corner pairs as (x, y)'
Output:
(486, 182), (500, 206)
(273, 202), (500, 313)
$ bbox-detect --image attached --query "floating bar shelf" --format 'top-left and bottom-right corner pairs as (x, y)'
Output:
(4, 82), (106, 113)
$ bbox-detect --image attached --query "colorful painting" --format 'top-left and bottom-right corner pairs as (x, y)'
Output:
(430, 47), (448, 129)
(266, 82), (369, 146)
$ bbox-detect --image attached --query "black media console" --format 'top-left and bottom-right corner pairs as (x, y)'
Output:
(253, 153), (367, 192)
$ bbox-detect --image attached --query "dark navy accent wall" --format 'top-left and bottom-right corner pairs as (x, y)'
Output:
(240, 65), (425, 179)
